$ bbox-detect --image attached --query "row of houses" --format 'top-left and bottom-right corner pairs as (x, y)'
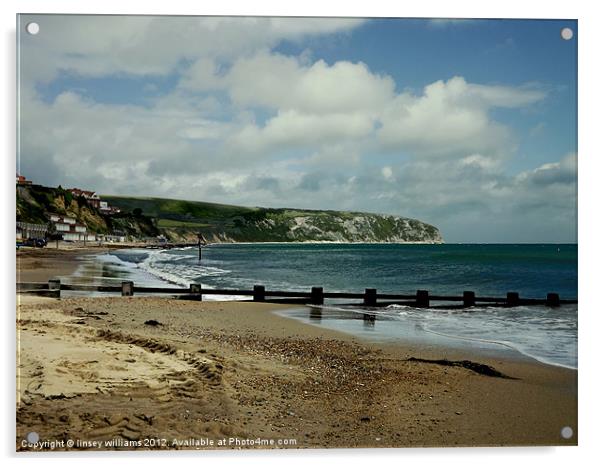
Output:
(18, 214), (127, 243)
(49, 214), (97, 242)
(16, 222), (47, 240)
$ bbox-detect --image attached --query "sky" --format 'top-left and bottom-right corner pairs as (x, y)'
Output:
(17, 15), (577, 243)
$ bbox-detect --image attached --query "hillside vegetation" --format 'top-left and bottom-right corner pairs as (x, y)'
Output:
(102, 195), (444, 244)
(16, 185), (159, 238)
(16, 185), (443, 243)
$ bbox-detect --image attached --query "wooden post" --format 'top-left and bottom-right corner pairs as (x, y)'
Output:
(507, 292), (519, 306)
(197, 232), (205, 262)
(463, 291), (476, 307)
(121, 281), (134, 296)
(48, 279), (61, 298)
(190, 283), (202, 301)
(546, 293), (560, 307)
(253, 285), (265, 302)
(311, 287), (324, 305)
(364, 288), (377, 306)
(416, 290), (429, 308)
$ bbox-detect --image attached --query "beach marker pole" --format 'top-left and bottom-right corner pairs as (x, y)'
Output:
(416, 290), (429, 308)
(48, 279), (61, 298)
(546, 293), (560, 307)
(364, 288), (377, 306)
(121, 281), (134, 296)
(506, 292), (519, 307)
(197, 232), (204, 262)
(311, 287), (324, 305)
(253, 285), (265, 302)
(463, 291), (476, 307)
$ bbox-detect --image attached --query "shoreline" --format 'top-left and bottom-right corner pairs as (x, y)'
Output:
(278, 306), (579, 372)
(17, 246), (577, 370)
(15, 247), (578, 449)
(16, 294), (577, 449)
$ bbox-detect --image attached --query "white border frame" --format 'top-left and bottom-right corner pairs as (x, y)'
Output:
(3, 1), (599, 465)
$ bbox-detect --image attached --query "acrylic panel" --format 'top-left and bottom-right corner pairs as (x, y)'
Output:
(16, 14), (578, 451)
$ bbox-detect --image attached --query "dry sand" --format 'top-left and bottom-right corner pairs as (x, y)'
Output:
(16, 291), (578, 451)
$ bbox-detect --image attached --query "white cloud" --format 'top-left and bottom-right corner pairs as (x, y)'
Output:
(20, 15), (364, 83)
(516, 153), (577, 186)
(378, 76), (545, 158)
(228, 110), (376, 154)
(224, 52), (395, 114)
(17, 15), (573, 242)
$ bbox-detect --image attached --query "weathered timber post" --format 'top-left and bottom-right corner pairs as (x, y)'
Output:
(190, 283), (202, 301)
(311, 287), (324, 305)
(463, 291), (476, 307)
(121, 281), (134, 296)
(416, 290), (430, 308)
(253, 285), (265, 302)
(364, 288), (377, 306)
(48, 279), (61, 298)
(507, 292), (519, 306)
(546, 293), (560, 307)
(197, 232), (205, 262)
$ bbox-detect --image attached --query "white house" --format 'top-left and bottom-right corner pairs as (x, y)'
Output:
(47, 213), (95, 242)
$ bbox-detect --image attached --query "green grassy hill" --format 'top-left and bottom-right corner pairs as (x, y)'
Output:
(102, 195), (443, 244)
(16, 184), (443, 244)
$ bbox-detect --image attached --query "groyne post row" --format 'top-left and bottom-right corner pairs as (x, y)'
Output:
(16, 280), (576, 308)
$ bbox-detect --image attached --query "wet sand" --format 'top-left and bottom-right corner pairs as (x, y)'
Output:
(15, 248), (577, 450)
(17, 246), (109, 283)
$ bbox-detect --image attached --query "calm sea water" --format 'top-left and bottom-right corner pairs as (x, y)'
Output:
(67, 243), (578, 368)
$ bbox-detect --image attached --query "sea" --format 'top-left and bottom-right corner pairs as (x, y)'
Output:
(65, 243), (578, 369)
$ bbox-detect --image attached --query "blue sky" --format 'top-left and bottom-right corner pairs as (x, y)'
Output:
(19, 16), (577, 242)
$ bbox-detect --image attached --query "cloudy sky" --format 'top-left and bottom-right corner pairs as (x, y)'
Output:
(17, 15), (577, 242)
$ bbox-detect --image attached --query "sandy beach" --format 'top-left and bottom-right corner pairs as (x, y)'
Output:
(16, 249), (578, 450)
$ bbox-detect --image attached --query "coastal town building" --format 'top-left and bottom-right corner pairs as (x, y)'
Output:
(16, 174), (33, 185)
(16, 221), (47, 240)
(66, 188), (121, 214)
(98, 233), (126, 243)
(68, 188), (101, 209)
(48, 214), (96, 242)
(99, 200), (121, 214)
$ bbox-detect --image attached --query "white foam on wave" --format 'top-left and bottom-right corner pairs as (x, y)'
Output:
(136, 248), (231, 289)
(386, 304), (577, 369)
(302, 303), (577, 369)
(95, 252), (141, 269)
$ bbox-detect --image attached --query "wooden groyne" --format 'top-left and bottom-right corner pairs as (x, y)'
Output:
(17, 280), (577, 308)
